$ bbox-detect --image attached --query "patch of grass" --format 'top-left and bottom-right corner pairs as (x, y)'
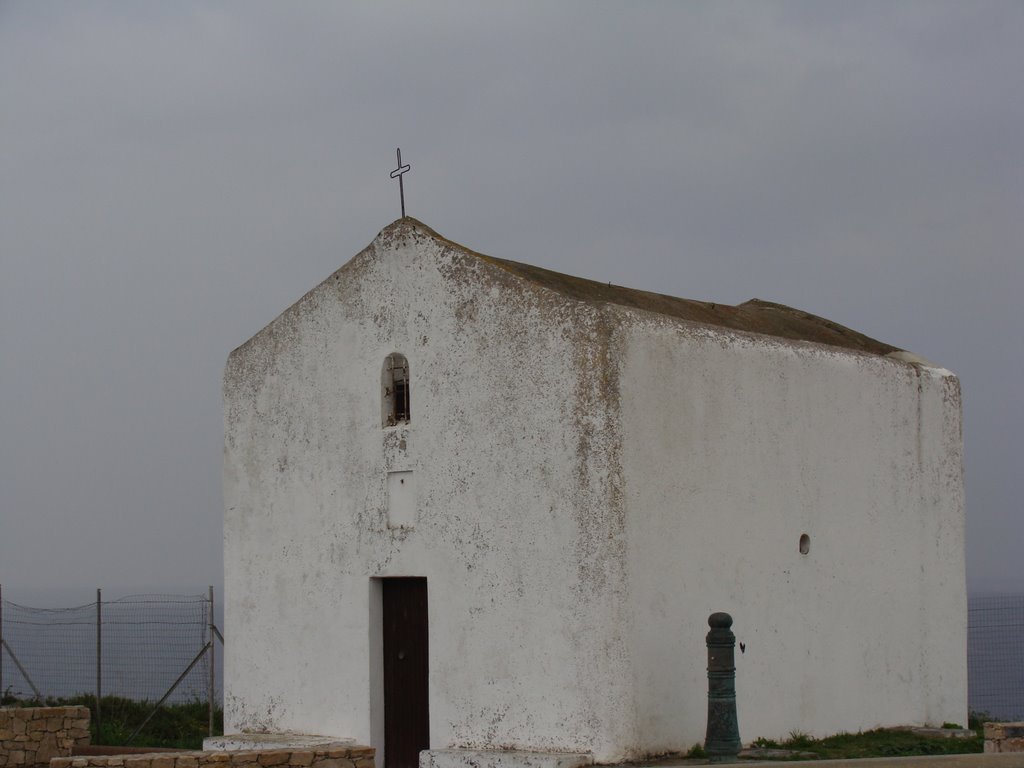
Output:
(784, 731), (815, 750)
(747, 727), (983, 760)
(1, 694), (222, 750)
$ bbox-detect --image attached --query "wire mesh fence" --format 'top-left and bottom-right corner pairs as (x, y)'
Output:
(969, 594), (1024, 721)
(2, 588), (1021, 727)
(0, 587), (220, 739)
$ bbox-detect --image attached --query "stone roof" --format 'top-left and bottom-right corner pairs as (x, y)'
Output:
(389, 217), (900, 357)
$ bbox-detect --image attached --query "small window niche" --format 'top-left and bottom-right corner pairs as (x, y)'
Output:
(799, 533), (811, 555)
(382, 353), (411, 427)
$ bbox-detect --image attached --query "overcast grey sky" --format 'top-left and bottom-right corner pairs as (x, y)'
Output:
(1, 1), (1021, 601)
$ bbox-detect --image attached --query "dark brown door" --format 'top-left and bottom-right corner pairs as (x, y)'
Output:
(383, 578), (429, 768)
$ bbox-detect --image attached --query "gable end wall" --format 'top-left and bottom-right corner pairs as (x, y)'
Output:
(223, 227), (636, 762)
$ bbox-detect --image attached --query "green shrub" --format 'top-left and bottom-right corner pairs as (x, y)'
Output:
(2, 694), (222, 750)
(684, 743), (706, 759)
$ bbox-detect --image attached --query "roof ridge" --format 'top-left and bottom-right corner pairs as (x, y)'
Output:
(375, 219), (899, 357)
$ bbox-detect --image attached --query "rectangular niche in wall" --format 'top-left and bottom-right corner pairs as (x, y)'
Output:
(387, 470), (416, 529)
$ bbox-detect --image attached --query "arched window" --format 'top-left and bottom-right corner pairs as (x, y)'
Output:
(382, 353), (410, 427)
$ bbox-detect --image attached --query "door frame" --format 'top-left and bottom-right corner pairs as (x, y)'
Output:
(369, 577), (430, 768)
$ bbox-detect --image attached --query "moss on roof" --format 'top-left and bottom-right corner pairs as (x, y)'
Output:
(391, 217), (898, 357)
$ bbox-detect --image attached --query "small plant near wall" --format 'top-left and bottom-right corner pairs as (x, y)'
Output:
(684, 743), (706, 759)
(785, 731), (815, 749)
(969, 710), (994, 732)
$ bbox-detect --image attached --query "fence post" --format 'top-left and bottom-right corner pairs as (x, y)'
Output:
(96, 588), (102, 735)
(208, 585), (215, 737)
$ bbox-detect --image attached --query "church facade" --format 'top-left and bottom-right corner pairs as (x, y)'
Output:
(222, 218), (966, 767)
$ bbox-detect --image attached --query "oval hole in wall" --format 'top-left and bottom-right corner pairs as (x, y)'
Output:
(799, 533), (811, 555)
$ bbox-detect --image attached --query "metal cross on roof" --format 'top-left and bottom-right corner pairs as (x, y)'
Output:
(390, 148), (411, 218)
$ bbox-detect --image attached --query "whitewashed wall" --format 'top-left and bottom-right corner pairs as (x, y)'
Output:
(224, 222), (633, 763)
(618, 317), (967, 750)
(224, 220), (966, 763)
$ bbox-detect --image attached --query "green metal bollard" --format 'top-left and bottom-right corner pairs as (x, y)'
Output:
(704, 612), (741, 763)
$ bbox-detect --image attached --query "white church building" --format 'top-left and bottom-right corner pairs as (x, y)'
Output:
(221, 218), (967, 768)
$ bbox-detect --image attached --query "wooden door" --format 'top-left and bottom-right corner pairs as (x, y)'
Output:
(383, 578), (429, 768)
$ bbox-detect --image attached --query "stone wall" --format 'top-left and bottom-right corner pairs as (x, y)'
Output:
(0, 707), (91, 768)
(51, 745), (374, 768)
(986, 723), (1024, 753)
